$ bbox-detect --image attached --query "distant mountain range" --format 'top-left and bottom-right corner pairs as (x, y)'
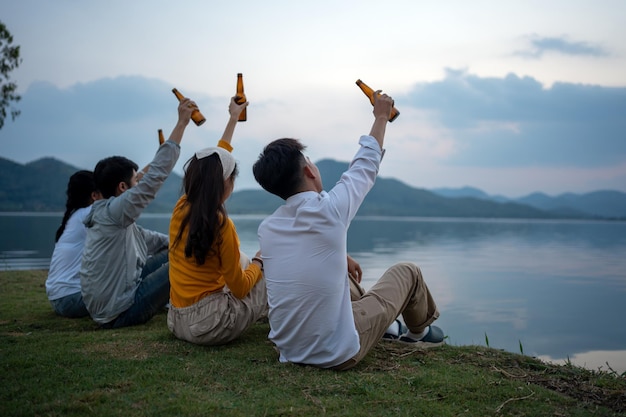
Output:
(1, 156), (625, 220)
(430, 186), (626, 219)
(0, 156), (184, 214)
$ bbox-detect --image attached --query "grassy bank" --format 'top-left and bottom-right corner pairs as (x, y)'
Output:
(1, 270), (624, 416)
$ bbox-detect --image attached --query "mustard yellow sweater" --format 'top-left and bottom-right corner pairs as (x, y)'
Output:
(168, 140), (262, 307)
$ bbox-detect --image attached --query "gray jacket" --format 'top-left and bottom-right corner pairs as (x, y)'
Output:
(80, 141), (179, 324)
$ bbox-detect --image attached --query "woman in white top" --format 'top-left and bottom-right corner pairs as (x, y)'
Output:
(45, 170), (100, 318)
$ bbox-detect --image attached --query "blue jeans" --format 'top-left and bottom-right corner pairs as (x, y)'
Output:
(50, 292), (89, 318)
(104, 250), (170, 329)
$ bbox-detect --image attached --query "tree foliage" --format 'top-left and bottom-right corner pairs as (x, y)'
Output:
(0, 21), (21, 130)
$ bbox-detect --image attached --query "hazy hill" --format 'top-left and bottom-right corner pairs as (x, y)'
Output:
(431, 186), (509, 203)
(0, 157), (77, 211)
(0, 156), (183, 213)
(286, 159), (557, 218)
(2, 156), (621, 219)
(431, 186), (626, 219)
(227, 160), (591, 219)
(516, 191), (626, 219)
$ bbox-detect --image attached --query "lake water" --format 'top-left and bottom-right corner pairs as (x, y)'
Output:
(1, 212), (625, 374)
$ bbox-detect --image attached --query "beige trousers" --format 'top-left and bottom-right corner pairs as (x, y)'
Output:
(333, 262), (439, 370)
(167, 253), (268, 346)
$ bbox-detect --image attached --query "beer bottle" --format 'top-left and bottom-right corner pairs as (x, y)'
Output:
(158, 129), (165, 145)
(235, 73), (247, 122)
(171, 88), (206, 126)
(355, 79), (400, 122)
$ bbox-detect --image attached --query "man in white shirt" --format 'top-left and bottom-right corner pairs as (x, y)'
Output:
(253, 93), (444, 370)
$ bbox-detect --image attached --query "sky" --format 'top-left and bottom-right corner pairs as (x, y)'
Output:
(1, 0), (625, 197)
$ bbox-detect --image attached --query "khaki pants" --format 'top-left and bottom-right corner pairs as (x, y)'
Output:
(332, 262), (439, 370)
(167, 254), (268, 346)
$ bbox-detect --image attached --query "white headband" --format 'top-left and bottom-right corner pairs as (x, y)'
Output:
(195, 147), (236, 180)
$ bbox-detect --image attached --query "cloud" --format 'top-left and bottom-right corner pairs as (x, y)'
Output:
(1, 72), (625, 196)
(0, 76), (307, 191)
(515, 35), (609, 59)
(403, 68), (626, 168)
(0, 76), (225, 176)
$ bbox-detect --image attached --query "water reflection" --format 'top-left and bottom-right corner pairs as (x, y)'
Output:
(347, 217), (626, 373)
(1, 213), (625, 373)
(0, 213), (60, 270)
(540, 350), (626, 374)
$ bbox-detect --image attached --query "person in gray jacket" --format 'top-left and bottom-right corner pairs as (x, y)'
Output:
(80, 97), (196, 328)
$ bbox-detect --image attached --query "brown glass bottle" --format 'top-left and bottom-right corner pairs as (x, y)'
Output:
(235, 73), (247, 122)
(355, 79), (400, 122)
(171, 88), (206, 126)
(158, 129), (165, 145)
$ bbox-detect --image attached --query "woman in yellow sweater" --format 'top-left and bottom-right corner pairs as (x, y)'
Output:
(167, 96), (267, 345)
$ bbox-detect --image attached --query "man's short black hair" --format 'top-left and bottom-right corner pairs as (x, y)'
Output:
(253, 138), (307, 200)
(94, 156), (138, 198)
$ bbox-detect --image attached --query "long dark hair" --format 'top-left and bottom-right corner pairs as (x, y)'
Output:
(55, 170), (96, 242)
(173, 154), (239, 265)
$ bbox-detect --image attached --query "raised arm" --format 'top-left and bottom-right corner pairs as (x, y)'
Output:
(368, 91), (394, 149)
(136, 99), (195, 181)
(111, 97), (193, 224)
(219, 96), (249, 146)
(168, 98), (195, 145)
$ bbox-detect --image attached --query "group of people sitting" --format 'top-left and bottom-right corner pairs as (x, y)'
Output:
(45, 91), (444, 370)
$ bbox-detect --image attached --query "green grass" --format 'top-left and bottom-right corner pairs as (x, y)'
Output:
(2, 270), (625, 416)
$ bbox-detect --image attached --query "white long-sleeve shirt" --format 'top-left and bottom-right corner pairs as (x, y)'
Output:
(46, 206), (92, 300)
(258, 135), (384, 367)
